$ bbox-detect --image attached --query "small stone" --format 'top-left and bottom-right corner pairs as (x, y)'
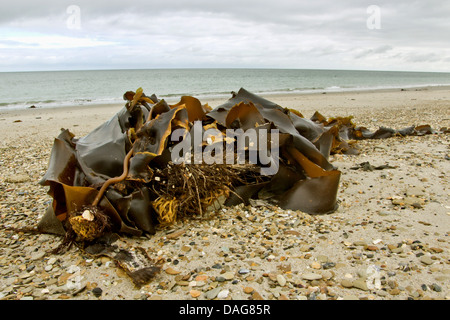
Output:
(238, 268), (250, 275)
(420, 256), (434, 265)
(165, 267), (181, 275)
(316, 255), (330, 263)
(205, 287), (221, 300)
(406, 187), (424, 197)
(30, 252), (46, 261)
(92, 287), (102, 298)
(190, 290), (202, 298)
(352, 278), (369, 291)
(341, 279), (353, 288)
(431, 284), (442, 292)
(311, 261), (321, 269)
(302, 273), (322, 281)
(181, 245), (191, 253)
(82, 209), (95, 221)
(222, 272), (234, 280)
(195, 275), (208, 282)
(243, 287), (254, 294)
(391, 247), (404, 254)
(276, 274), (286, 287)
(366, 245), (378, 251)
(252, 291), (264, 300)
(389, 288), (401, 295)
(321, 270), (333, 280)
(217, 289), (229, 299)
(165, 229), (185, 239)
(322, 262), (336, 269)
(188, 281), (197, 287)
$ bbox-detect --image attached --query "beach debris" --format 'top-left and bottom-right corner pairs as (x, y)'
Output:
(350, 161), (397, 171)
(83, 237), (162, 287)
(37, 87), (439, 248)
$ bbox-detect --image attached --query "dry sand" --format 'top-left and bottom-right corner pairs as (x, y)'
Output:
(0, 86), (449, 301)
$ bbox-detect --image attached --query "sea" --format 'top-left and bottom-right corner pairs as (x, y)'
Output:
(1, 68), (450, 110)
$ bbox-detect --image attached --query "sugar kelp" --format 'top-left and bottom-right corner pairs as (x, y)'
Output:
(37, 88), (438, 246)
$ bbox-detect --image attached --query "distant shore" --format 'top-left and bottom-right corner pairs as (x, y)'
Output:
(1, 84), (449, 144)
(1, 83), (450, 111)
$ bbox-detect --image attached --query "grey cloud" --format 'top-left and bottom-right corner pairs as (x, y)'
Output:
(1, 1), (449, 71)
(354, 45), (393, 59)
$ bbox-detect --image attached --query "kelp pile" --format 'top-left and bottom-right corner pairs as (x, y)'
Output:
(38, 88), (437, 246)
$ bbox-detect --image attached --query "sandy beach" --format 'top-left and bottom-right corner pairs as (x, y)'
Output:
(0, 86), (449, 301)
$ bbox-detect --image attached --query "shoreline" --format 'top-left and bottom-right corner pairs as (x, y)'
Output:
(1, 84), (450, 113)
(1, 84), (449, 144)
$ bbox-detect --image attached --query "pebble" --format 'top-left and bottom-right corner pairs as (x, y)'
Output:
(190, 290), (202, 298)
(389, 288), (401, 295)
(165, 267), (181, 275)
(431, 284), (442, 292)
(217, 289), (229, 299)
(243, 287), (254, 294)
(420, 256), (434, 265)
(353, 240), (367, 246)
(302, 273), (322, 281)
(92, 287), (102, 298)
(205, 287), (221, 300)
(30, 252), (46, 261)
(252, 291), (264, 300)
(238, 268), (250, 274)
(322, 262), (336, 269)
(222, 272), (234, 280)
(352, 278), (369, 291)
(276, 274), (286, 287)
(341, 279), (353, 288)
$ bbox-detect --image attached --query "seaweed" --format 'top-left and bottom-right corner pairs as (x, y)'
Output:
(38, 87), (439, 246)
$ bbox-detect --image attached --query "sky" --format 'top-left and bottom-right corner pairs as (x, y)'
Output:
(0, 0), (449, 72)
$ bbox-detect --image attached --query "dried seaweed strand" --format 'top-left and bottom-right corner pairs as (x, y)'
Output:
(92, 148), (133, 207)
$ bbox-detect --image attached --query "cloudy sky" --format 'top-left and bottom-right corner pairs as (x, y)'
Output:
(1, 0), (449, 72)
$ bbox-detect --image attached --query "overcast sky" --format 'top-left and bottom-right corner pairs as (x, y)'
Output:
(1, 0), (449, 72)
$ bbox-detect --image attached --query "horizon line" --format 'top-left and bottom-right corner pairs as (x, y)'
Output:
(2, 66), (450, 74)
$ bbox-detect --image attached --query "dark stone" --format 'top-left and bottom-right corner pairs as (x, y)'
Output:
(92, 287), (103, 297)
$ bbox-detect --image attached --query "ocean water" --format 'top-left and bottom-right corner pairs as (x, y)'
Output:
(1, 68), (450, 109)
